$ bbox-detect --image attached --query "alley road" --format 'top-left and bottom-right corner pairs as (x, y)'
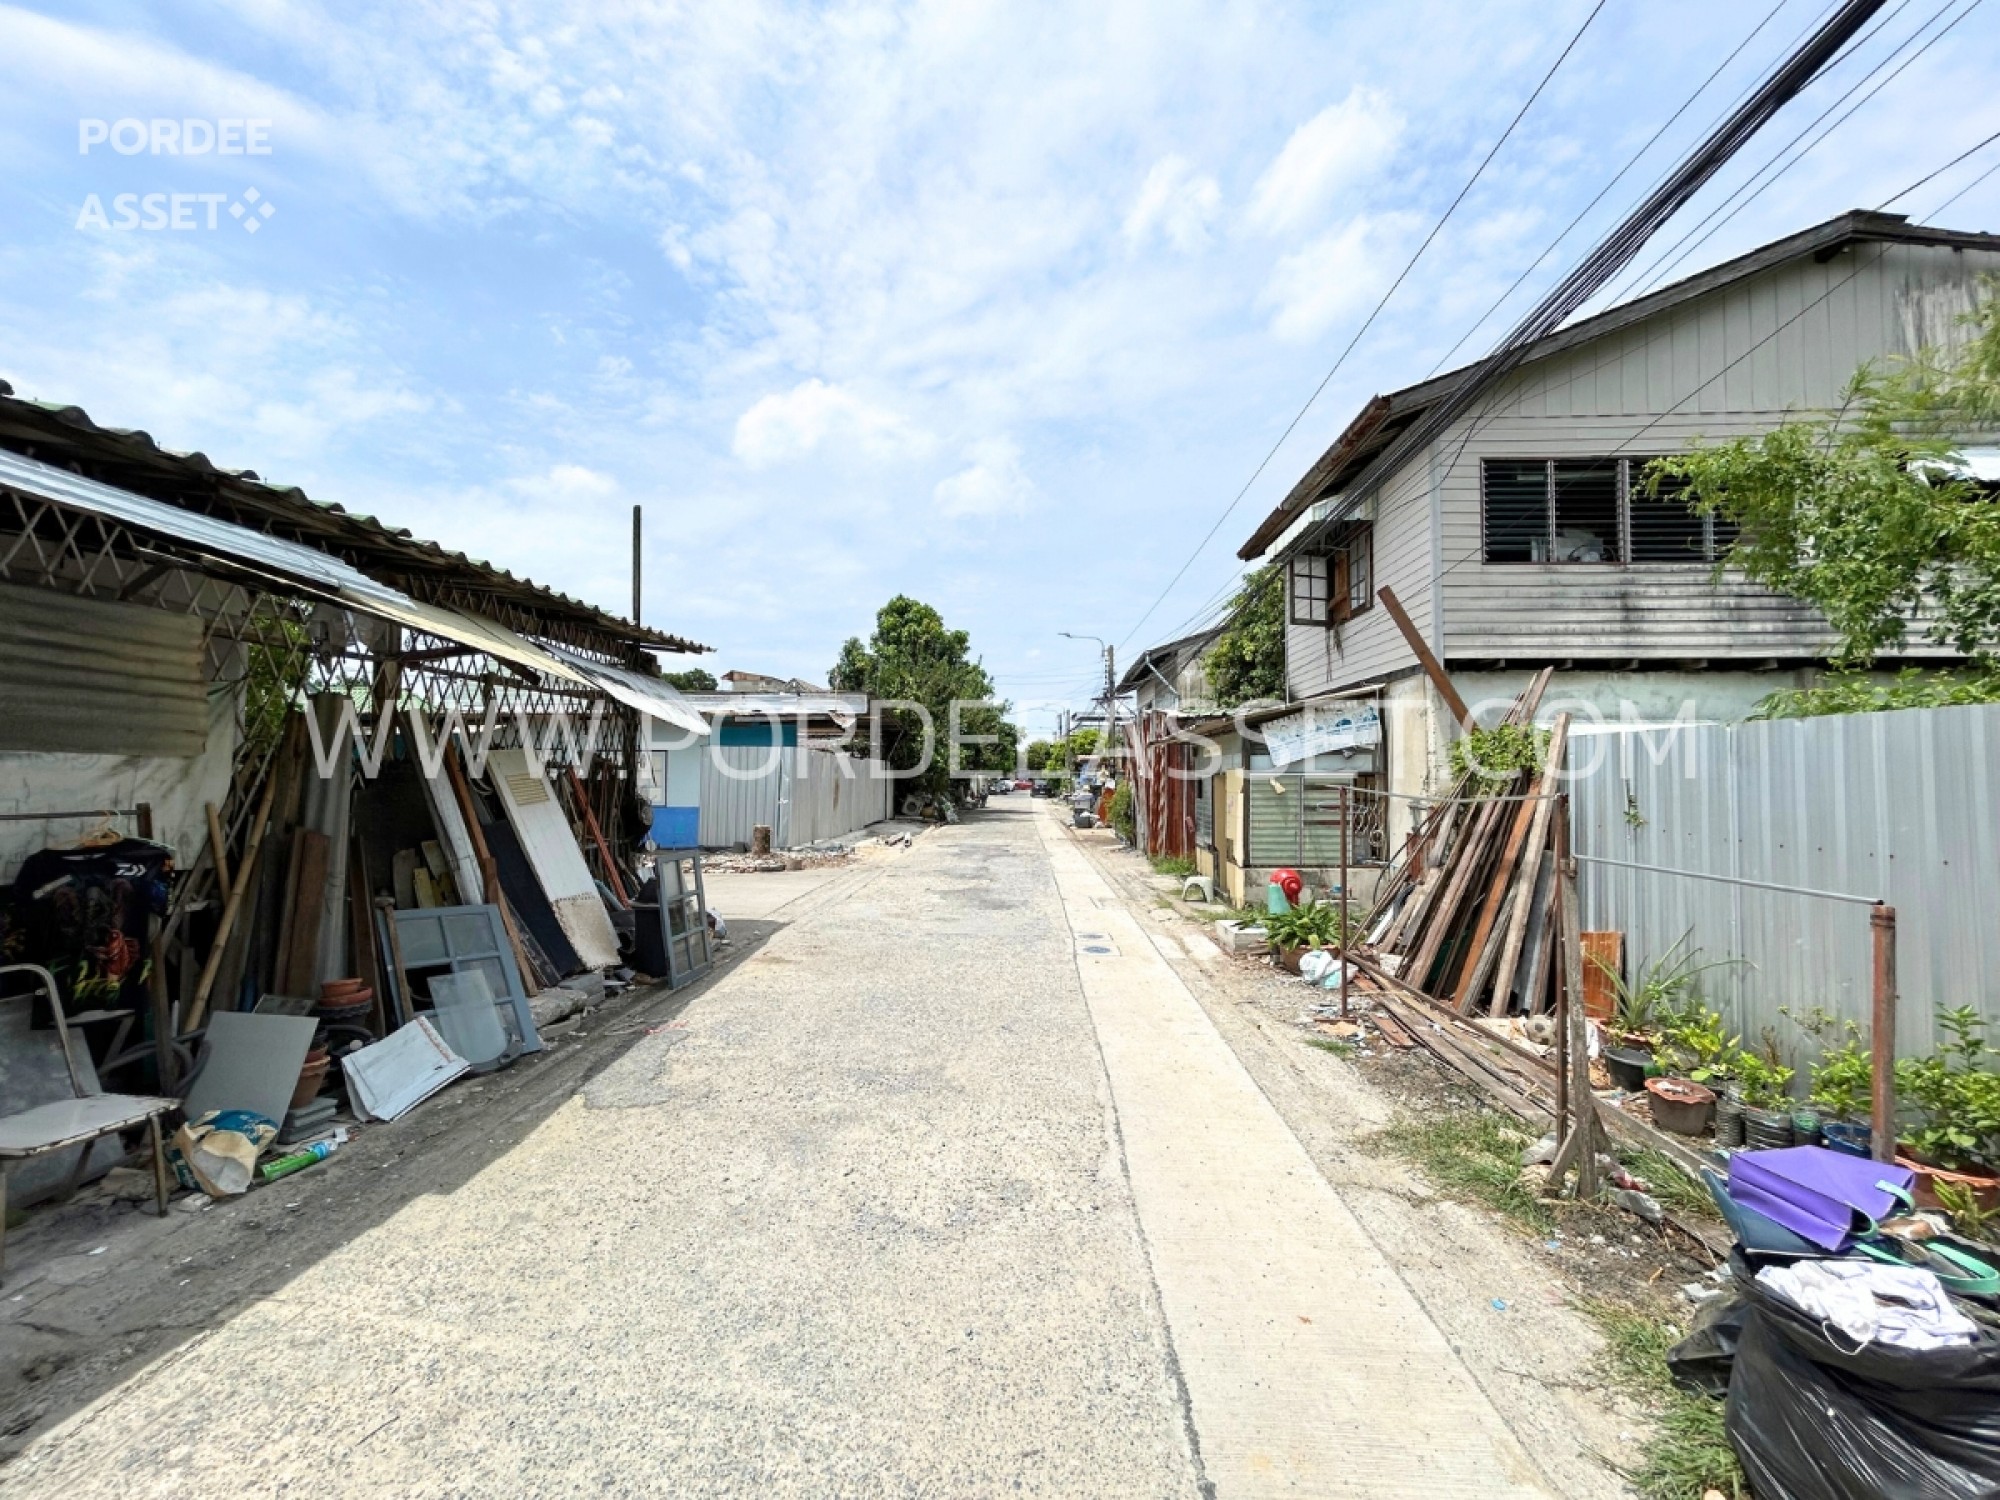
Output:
(2, 804), (1556, 1499)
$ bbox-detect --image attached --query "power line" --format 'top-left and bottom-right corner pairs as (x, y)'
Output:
(1611, 0), (1973, 303)
(1424, 0), (1801, 379)
(1275, 0), (1894, 585)
(1168, 0), (1944, 664)
(1928, 151), (2000, 215)
(1145, 3), (1811, 653)
(1878, 122), (2000, 208)
(1115, 0), (1614, 653)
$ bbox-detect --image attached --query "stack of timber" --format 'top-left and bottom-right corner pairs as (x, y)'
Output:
(1364, 669), (1574, 1019)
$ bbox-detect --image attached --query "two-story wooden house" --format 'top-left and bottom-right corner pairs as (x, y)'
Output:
(1232, 209), (1998, 876)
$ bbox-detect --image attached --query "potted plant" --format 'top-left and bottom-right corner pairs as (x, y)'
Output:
(1264, 901), (1349, 975)
(1895, 1006), (2000, 1211)
(1808, 1024), (1875, 1157)
(1595, 934), (1740, 1092)
(1737, 1048), (1798, 1150)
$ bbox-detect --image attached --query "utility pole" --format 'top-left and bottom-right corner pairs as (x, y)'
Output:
(631, 504), (642, 624)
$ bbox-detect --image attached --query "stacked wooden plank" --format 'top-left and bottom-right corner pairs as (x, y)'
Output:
(1363, 670), (1576, 1019)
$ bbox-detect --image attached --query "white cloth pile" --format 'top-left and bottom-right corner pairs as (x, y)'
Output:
(1757, 1259), (1979, 1350)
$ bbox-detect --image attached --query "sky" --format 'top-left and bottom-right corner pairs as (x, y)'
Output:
(2, 0), (1998, 741)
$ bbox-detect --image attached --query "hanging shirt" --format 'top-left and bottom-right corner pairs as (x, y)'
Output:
(8, 838), (172, 1018)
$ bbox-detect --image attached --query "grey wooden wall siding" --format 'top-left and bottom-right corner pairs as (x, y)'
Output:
(1285, 239), (2000, 700)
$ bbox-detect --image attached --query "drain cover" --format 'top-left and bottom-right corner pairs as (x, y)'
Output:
(1083, 944), (1113, 955)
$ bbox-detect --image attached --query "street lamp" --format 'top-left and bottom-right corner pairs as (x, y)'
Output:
(1059, 631), (1118, 780)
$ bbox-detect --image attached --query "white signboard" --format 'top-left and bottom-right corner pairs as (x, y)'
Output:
(1264, 703), (1382, 767)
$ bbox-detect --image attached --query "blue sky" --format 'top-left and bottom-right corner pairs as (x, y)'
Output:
(2, 1), (1997, 740)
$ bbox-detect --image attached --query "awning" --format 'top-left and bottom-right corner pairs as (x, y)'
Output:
(545, 645), (710, 737)
(0, 447), (682, 717)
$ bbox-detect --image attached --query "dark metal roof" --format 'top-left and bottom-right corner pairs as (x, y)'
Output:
(1238, 210), (2000, 560)
(0, 385), (708, 655)
(1115, 625), (1222, 694)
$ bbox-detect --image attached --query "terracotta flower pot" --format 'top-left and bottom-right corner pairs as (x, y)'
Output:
(1645, 1076), (1715, 1136)
(1276, 943), (1309, 975)
(289, 1056), (331, 1110)
(320, 978), (368, 999)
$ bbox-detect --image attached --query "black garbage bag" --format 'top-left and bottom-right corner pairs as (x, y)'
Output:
(1725, 1263), (2000, 1500)
(1667, 1293), (1751, 1398)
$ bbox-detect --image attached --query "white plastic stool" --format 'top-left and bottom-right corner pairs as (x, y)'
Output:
(1180, 874), (1216, 904)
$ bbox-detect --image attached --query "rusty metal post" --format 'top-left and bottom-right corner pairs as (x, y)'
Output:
(1339, 783), (1351, 1018)
(1871, 902), (1898, 1164)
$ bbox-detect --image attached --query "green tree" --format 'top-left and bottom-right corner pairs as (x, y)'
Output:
(1656, 286), (2000, 684)
(830, 595), (1018, 796)
(1206, 564), (1287, 707)
(659, 667), (718, 692)
(1024, 738), (1056, 771)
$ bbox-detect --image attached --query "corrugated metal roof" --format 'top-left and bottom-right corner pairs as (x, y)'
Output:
(679, 690), (867, 727)
(1240, 210), (2000, 560)
(0, 446), (681, 712)
(0, 388), (707, 654)
(546, 645), (710, 738)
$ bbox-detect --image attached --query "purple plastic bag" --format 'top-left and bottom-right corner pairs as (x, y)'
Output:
(1727, 1147), (1916, 1253)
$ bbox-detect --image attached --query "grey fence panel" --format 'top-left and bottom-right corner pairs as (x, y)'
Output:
(699, 744), (786, 848)
(1570, 704), (2000, 1061)
(786, 749), (892, 846)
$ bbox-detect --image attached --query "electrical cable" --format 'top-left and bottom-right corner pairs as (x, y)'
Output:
(1878, 123), (2000, 209)
(1127, 0), (1974, 711)
(1608, 0), (1968, 306)
(1927, 151), (2000, 215)
(1425, 0), (1801, 379)
(1115, 0), (1614, 654)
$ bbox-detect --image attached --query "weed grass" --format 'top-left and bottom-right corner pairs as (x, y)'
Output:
(1149, 853), (1198, 878)
(1373, 1110), (1742, 1499)
(1305, 1036), (1356, 1059)
(1623, 1148), (1721, 1223)
(1587, 1300), (1745, 1500)
(1371, 1111), (1557, 1236)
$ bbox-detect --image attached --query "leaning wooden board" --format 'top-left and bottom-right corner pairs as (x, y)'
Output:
(485, 749), (620, 970)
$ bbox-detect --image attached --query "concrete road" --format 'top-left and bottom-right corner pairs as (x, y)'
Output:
(2, 805), (1563, 1499)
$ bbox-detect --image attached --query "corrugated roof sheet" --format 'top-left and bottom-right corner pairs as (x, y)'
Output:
(0, 386), (708, 655)
(0, 446), (662, 703)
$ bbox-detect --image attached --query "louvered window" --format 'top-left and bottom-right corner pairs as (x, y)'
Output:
(1482, 457), (1734, 565)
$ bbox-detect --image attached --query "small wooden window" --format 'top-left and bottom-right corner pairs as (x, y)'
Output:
(1288, 550), (1329, 626)
(1289, 525), (1374, 625)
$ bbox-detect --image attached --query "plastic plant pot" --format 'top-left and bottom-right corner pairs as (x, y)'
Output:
(1605, 1045), (1652, 1093)
(1821, 1120), (1872, 1157)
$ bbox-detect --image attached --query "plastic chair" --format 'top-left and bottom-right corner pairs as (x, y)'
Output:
(0, 963), (176, 1280)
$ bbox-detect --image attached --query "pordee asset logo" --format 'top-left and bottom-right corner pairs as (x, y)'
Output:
(74, 118), (276, 234)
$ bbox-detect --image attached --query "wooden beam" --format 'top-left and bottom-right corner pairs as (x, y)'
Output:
(1376, 584), (1470, 728)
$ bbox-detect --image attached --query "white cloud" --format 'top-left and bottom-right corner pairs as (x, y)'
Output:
(1248, 88), (1401, 235)
(730, 378), (921, 468)
(512, 463), (618, 501)
(1122, 155), (1221, 253)
(934, 438), (1034, 519)
(1260, 214), (1414, 342)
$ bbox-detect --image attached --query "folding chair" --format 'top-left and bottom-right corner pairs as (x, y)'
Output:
(0, 963), (175, 1280)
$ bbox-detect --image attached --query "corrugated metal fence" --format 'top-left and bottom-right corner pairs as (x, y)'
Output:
(698, 745), (892, 849)
(787, 747), (893, 845)
(1570, 704), (2000, 1060)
